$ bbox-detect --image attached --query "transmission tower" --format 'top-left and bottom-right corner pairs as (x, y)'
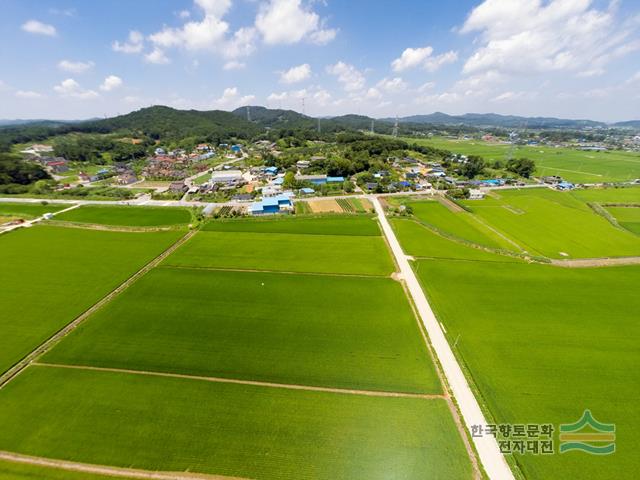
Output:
(371, 119), (375, 134)
(392, 116), (399, 137)
(246, 106), (251, 122)
(301, 97), (306, 115)
(317, 117), (321, 133)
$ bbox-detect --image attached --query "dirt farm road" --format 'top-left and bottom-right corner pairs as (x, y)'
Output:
(371, 195), (515, 480)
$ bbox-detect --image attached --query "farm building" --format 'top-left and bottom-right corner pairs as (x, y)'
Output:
(210, 170), (243, 184)
(249, 194), (293, 215)
(296, 174), (328, 185)
(469, 189), (485, 200)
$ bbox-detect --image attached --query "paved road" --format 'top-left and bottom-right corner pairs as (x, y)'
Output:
(371, 195), (515, 480)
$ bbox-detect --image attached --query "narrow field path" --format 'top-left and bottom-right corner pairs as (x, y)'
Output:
(550, 256), (640, 267)
(371, 195), (514, 480)
(0, 451), (246, 480)
(32, 363), (444, 399)
(0, 230), (196, 389)
(160, 264), (390, 279)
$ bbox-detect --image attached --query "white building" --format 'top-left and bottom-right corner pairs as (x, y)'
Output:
(469, 189), (485, 200)
(210, 170), (243, 184)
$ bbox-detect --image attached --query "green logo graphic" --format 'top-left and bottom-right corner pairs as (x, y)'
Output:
(559, 410), (615, 455)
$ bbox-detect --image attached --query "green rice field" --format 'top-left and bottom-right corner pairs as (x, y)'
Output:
(0, 366), (472, 480)
(0, 213), (473, 479)
(164, 230), (395, 275)
(403, 200), (515, 250)
(0, 460), (136, 480)
(390, 217), (521, 262)
(461, 189), (640, 258)
(203, 214), (380, 236)
(403, 136), (640, 184)
(606, 206), (640, 234)
(44, 267), (439, 393)
(0, 225), (184, 375)
(0, 202), (69, 219)
(54, 205), (192, 227)
(414, 259), (640, 480)
(570, 186), (640, 204)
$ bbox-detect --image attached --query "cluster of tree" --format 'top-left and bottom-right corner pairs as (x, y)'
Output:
(506, 158), (536, 178)
(0, 153), (50, 186)
(53, 136), (150, 163)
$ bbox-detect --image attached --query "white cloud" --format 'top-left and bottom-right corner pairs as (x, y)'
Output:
(15, 90), (44, 99)
(391, 46), (457, 73)
(113, 30), (144, 54)
(391, 46), (433, 72)
(365, 87), (382, 100)
(417, 81), (435, 92)
(461, 0), (640, 76)
(327, 61), (365, 92)
(145, 48), (170, 65)
(377, 77), (407, 94)
(53, 78), (99, 99)
(58, 60), (95, 74)
(223, 60), (246, 70)
(147, 0), (255, 61)
(100, 75), (123, 92)
(267, 92), (288, 102)
(213, 87), (255, 109)
(280, 63), (312, 84)
(21, 20), (56, 36)
(255, 0), (336, 45)
(423, 50), (458, 72)
(178, 10), (191, 19)
(313, 89), (331, 106)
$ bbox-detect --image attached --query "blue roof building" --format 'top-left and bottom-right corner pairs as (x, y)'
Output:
(327, 176), (345, 183)
(264, 166), (278, 175)
(273, 176), (284, 185)
(300, 187), (315, 194)
(249, 194), (292, 215)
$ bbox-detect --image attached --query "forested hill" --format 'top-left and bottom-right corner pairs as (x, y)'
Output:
(0, 106), (263, 152)
(81, 106), (261, 140)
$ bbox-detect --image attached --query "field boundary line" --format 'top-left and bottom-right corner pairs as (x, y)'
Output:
(32, 362), (445, 400)
(159, 264), (391, 279)
(0, 230), (196, 390)
(0, 451), (247, 480)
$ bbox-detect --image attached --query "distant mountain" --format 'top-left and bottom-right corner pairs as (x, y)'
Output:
(0, 119), (76, 128)
(384, 112), (607, 129)
(612, 120), (640, 129)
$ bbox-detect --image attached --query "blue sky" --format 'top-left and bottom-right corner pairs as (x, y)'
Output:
(1, 0), (639, 121)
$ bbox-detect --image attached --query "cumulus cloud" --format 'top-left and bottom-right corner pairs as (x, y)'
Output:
(16, 90), (44, 99)
(280, 63), (311, 84)
(99, 75), (123, 92)
(22, 20), (56, 36)
(255, 0), (337, 45)
(53, 78), (99, 99)
(145, 48), (170, 64)
(213, 87), (255, 109)
(146, 0), (257, 63)
(113, 30), (144, 54)
(461, 0), (640, 76)
(377, 77), (407, 93)
(392, 46), (457, 72)
(58, 60), (95, 74)
(326, 61), (365, 92)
